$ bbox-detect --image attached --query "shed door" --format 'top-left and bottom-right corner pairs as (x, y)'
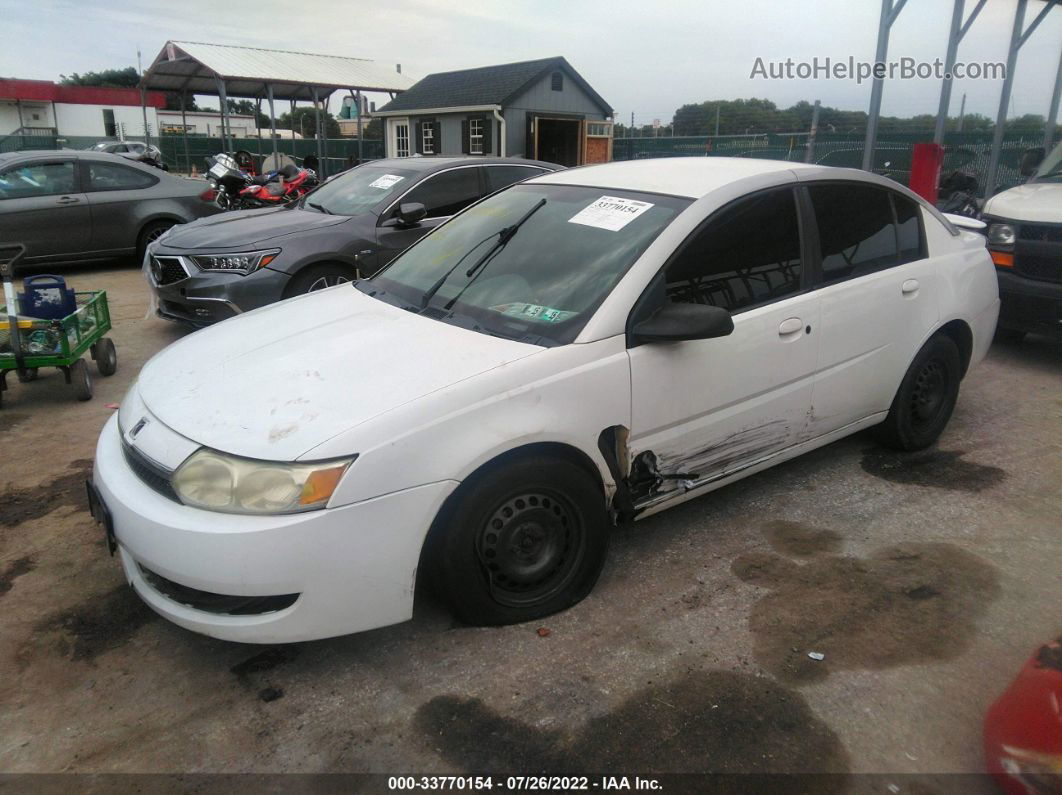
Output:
(583, 120), (613, 164)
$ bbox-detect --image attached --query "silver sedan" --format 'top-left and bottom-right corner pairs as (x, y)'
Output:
(0, 150), (221, 269)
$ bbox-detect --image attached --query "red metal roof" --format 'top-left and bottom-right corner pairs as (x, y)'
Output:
(0, 79), (165, 108)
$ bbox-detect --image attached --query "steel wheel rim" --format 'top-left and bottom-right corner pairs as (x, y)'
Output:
(476, 490), (586, 607)
(910, 358), (947, 428)
(307, 275), (350, 292)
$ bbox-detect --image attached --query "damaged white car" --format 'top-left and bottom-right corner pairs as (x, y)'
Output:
(90, 158), (999, 643)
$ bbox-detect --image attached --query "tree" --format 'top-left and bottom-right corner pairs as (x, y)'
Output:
(277, 106), (341, 138)
(59, 67), (139, 87)
(226, 99), (273, 130)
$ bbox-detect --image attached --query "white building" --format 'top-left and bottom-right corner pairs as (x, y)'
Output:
(0, 78), (164, 138)
(156, 110), (255, 138)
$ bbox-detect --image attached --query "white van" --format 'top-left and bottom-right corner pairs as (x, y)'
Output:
(981, 142), (1062, 341)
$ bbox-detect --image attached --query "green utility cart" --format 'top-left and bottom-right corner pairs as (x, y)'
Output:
(0, 245), (117, 408)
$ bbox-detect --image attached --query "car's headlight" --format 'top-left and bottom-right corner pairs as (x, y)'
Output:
(172, 449), (354, 514)
(190, 249), (280, 274)
(986, 222), (1016, 248)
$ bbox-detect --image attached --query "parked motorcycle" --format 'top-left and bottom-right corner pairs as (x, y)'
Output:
(206, 154), (318, 210)
(237, 163), (318, 208)
(937, 170), (980, 218)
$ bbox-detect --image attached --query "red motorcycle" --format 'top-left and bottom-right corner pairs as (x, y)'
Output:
(237, 163), (318, 209)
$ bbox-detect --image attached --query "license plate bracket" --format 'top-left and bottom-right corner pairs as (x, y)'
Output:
(85, 480), (117, 556)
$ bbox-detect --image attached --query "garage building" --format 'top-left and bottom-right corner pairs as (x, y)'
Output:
(374, 57), (614, 167)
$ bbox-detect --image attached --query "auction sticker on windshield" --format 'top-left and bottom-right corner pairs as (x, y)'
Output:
(568, 195), (654, 232)
(369, 174), (404, 189)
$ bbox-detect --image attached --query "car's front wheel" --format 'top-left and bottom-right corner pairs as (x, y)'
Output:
(285, 263), (355, 296)
(428, 456), (610, 626)
(875, 333), (961, 451)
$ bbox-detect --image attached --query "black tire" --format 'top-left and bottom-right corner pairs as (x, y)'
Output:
(993, 327), (1026, 345)
(17, 368), (38, 383)
(875, 334), (961, 451)
(428, 456), (609, 626)
(93, 337), (117, 376)
(70, 358), (93, 401)
(137, 221), (175, 263)
(285, 263), (356, 297)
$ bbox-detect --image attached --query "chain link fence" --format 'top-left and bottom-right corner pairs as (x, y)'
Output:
(610, 131), (1044, 194)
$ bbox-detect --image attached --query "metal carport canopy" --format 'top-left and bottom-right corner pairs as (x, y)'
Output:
(140, 40), (415, 100)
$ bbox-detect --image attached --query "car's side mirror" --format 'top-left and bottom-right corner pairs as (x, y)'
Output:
(1019, 147), (1045, 177)
(395, 202), (427, 227)
(631, 302), (734, 344)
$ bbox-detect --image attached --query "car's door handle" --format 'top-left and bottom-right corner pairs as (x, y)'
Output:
(778, 317), (803, 337)
(902, 279), (920, 295)
(56, 196), (79, 204)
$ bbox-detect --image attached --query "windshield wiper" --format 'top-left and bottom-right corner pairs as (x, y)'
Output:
(307, 201), (332, 214)
(418, 198), (547, 310)
(441, 198), (547, 311)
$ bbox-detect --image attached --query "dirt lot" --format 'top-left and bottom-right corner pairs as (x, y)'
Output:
(1, 263), (1059, 785)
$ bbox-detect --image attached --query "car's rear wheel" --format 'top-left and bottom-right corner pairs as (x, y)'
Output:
(285, 263), (355, 297)
(875, 334), (961, 451)
(428, 456), (609, 626)
(137, 221), (175, 263)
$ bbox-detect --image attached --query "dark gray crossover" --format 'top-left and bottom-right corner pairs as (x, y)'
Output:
(0, 150), (220, 269)
(146, 156), (558, 325)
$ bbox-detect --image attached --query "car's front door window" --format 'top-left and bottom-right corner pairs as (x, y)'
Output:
(662, 187), (804, 312)
(0, 161), (76, 199)
(399, 168), (484, 218)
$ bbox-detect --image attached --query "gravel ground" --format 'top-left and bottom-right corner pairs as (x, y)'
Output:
(1, 262), (1059, 787)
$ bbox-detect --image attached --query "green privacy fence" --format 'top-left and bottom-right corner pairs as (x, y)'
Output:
(1, 132), (386, 176)
(611, 131), (1044, 194)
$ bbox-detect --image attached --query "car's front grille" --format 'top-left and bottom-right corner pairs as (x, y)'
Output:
(1015, 223), (1062, 284)
(1015, 253), (1062, 284)
(151, 256), (188, 286)
(122, 440), (180, 502)
(139, 565), (299, 616)
(1018, 224), (1062, 243)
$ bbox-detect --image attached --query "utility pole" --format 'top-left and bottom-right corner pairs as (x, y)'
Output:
(630, 111), (634, 138)
(714, 105), (720, 137)
(957, 92), (967, 132)
(137, 48), (150, 147)
(804, 99), (821, 163)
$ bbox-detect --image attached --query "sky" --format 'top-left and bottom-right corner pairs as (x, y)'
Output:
(1, 0), (1059, 127)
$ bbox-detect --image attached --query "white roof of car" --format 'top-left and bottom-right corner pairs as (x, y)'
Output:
(531, 157), (821, 198)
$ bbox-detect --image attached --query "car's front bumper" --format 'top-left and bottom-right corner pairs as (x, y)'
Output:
(92, 414), (456, 643)
(996, 269), (1062, 338)
(148, 251), (292, 325)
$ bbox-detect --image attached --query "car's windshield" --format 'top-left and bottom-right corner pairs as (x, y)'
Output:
(1033, 141), (1062, 181)
(368, 183), (690, 346)
(302, 165), (417, 216)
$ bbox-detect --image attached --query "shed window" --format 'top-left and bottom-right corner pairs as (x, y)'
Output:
(551, 71), (563, 91)
(469, 118), (484, 154)
(422, 123), (435, 154)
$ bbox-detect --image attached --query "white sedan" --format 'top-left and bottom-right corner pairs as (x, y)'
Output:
(91, 158), (999, 643)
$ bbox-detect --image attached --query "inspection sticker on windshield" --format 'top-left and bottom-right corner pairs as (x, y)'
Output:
(369, 174), (404, 189)
(568, 195), (654, 231)
(491, 303), (576, 323)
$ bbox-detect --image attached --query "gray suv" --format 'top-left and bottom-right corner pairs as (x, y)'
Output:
(147, 157), (559, 325)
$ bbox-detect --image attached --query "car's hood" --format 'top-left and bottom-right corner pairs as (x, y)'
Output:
(161, 206), (349, 250)
(982, 182), (1062, 224)
(136, 286), (542, 461)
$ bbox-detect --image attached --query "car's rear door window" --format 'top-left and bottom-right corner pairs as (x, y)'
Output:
(808, 184), (900, 282)
(484, 165), (547, 193)
(399, 167), (484, 218)
(893, 193), (926, 265)
(663, 187), (804, 313)
(0, 161), (77, 199)
(86, 161), (158, 191)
